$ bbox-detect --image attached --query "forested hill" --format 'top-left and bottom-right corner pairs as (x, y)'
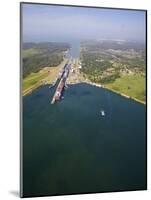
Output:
(22, 42), (70, 78)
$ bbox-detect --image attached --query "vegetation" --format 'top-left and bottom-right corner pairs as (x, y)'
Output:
(22, 66), (61, 96)
(22, 42), (70, 95)
(106, 75), (146, 102)
(22, 48), (42, 58)
(80, 40), (146, 103)
(23, 71), (48, 91)
(22, 42), (70, 78)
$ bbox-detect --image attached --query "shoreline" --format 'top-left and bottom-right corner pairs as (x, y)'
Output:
(22, 56), (146, 105)
(68, 79), (146, 105)
(83, 81), (146, 105)
(63, 58), (146, 105)
(23, 77), (146, 105)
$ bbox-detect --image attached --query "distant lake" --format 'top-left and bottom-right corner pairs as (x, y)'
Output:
(23, 83), (146, 197)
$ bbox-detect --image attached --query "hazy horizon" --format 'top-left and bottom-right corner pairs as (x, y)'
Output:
(22, 4), (146, 44)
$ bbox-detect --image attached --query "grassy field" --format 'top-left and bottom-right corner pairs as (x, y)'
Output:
(105, 74), (146, 103)
(23, 71), (48, 91)
(22, 58), (68, 96)
(22, 48), (41, 58)
(22, 66), (61, 96)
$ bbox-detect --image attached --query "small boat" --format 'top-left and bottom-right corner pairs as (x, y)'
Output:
(100, 110), (105, 116)
(49, 81), (56, 89)
(65, 84), (68, 89)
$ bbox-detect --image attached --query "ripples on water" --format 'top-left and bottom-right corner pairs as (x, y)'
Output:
(23, 83), (146, 197)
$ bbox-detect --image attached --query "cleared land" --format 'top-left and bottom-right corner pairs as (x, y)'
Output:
(106, 75), (146, 103)
(22, 59), (67, 96)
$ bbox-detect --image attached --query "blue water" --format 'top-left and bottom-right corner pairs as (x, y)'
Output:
(70, 41), (80, 58)
(23, 83), (146, 197)
(65, 40), (80, 58)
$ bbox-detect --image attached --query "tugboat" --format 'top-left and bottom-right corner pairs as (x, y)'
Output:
(49, 81), (55, 89)
(100, 110), (105, 116)
(49, 84), (53, 89)
(64, 84), (68, 90)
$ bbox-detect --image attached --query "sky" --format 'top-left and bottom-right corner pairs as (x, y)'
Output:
(22, 3), (146, 43)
